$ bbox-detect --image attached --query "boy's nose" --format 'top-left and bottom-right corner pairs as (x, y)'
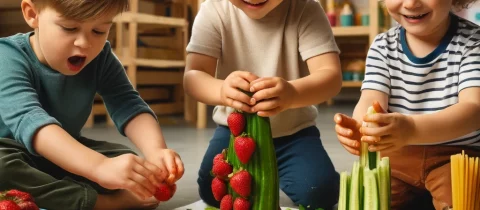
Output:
(403, 0), (422, 9)
(74, 35), (92, 49)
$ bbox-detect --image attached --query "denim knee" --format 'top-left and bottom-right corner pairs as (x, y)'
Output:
(284, 172), (340, 210)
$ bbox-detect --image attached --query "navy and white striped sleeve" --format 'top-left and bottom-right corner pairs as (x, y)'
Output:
(361, 34), (391, 94)
(459, 39), (480, 92)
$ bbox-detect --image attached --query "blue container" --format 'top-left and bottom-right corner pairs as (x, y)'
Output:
(340, 14), (353, 26)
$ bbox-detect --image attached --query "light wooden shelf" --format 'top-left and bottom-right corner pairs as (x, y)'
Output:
(137, 71), (183, 85)
(114, 12), (187, 27)
(119, 57), (186, 68)
(342, 81), (363, 87)
(332, 26), (370, 37)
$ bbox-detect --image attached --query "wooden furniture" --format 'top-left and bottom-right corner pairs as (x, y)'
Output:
(85, 0), (191, 127)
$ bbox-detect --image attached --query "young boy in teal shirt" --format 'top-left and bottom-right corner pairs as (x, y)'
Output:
(0, 0), (184, 209)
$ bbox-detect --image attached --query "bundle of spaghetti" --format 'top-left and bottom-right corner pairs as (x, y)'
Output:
(451, 150), (480, 210)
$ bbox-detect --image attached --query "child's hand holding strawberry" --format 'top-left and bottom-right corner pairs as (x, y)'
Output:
(249, 77), (297, 117)
(360, 112), (416, 153)
(145, 148), (184, 185)
(91, 154), (164, 200)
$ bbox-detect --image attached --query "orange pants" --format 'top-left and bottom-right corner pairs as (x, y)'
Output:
(382, 145), (480, 210)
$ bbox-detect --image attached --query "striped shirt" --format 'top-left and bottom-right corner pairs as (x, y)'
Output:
(361, 14), (480, 146)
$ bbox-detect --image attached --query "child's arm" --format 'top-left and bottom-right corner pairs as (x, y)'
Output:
(97, 44), (183, 183)
(406, 88), (480, 144)
(123, 112), (184, 183)
(184, 53), (259, 113)
(287, 52), (342, 108)
(183, 4), (258, 113)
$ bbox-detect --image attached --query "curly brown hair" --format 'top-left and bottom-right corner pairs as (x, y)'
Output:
(453, 0), (478, 9)
(31, 0), (129, 21)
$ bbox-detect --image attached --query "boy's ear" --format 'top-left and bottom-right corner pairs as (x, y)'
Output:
(21, 0), (39, 29)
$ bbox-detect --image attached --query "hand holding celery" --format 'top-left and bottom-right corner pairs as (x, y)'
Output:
(337, 101), (391, 210)
(360, 102), (415, 153)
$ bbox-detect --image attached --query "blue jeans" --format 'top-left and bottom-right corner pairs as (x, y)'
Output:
(197, 125), (339, 209)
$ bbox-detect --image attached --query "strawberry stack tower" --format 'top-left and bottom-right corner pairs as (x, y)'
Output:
(211, 110), (279, 210)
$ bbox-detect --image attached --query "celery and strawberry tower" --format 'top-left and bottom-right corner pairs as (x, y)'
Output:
(338, 102), (391, 210)
(210, 110), (279, 210)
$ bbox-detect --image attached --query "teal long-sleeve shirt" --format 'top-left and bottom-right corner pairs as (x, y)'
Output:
(0, 32), (156, 155)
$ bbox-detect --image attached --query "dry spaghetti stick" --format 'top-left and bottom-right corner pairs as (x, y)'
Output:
(452, 154), (459, 210)
(475, 157), (480, 210)
(468, 157), (473, 210)
(460, 152), (465, 210)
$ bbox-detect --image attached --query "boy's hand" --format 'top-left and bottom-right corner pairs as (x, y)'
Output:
(249, 77), (296, 117)
(92, 154), (164, 200)
(221, 71), (259, 113)
(145, 149), (185, 185)
(334, 113), (362, 156)
(360, 112), (415, 153)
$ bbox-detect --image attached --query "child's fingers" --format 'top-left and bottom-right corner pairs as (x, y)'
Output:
(257, 106), (282, 117)
(225, 97), (252, 113)
(226, 87), (252, 105)
(250, 77), (275, 92)
(372, 101), (387, 113)
(130, 171), (156, 197)
(368, 143), (394, 152)
(174, 156), (185, 181)
(360, 125), (391, 137)
(335, 124), (353, 137)
(251, 87), (278, 102)
(143, 161), (167, 186)
(132, 160), (156, 188)
(251, 98), (279, 113)
(334, 113), (360, 129)
(337, 137), (360, 156)
(337, 134), (360, 149)
(236, 71), (260, 83)
(360, 135), (381, 144)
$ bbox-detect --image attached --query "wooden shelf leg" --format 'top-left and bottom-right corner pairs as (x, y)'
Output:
(197, 102), (207, 129)
(84, 111), (94, 128)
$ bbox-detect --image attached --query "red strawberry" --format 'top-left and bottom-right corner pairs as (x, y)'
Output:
(229, 170), (252, 197)
(0, 200), (20, 210)
(5, 190), (33, 202)
(212, 160), (233, 179)
(17, 201), (38, 210)
(213, 153), (225, 166)
(227, 111), (245, 136)
(154, 183), (176, 201)
(233, 197), (251, 210)
(234, 135), (256, 164)
(211, 177), (227, 201)
(220, 194), (233, 210)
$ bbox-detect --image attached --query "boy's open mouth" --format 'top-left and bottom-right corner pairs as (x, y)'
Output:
(242, 0), (268, 6)
(403, 12), (429, 20)
(67, 56), (86, 72)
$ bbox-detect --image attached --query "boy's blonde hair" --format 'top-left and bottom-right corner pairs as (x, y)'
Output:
(32, 0), (129, 21)
(454, 0), (479, 9)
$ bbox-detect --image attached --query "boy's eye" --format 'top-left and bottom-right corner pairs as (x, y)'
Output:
(61, 26), (77, 32)
(93, 30), (107, 35)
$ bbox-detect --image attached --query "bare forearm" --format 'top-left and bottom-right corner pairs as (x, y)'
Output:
(125, 113), (167, 157)
(33, 124), (106, 181)
(411, 102), (480, 144)
(184, 70), (224, 105)
(289, 70), (341, 108)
